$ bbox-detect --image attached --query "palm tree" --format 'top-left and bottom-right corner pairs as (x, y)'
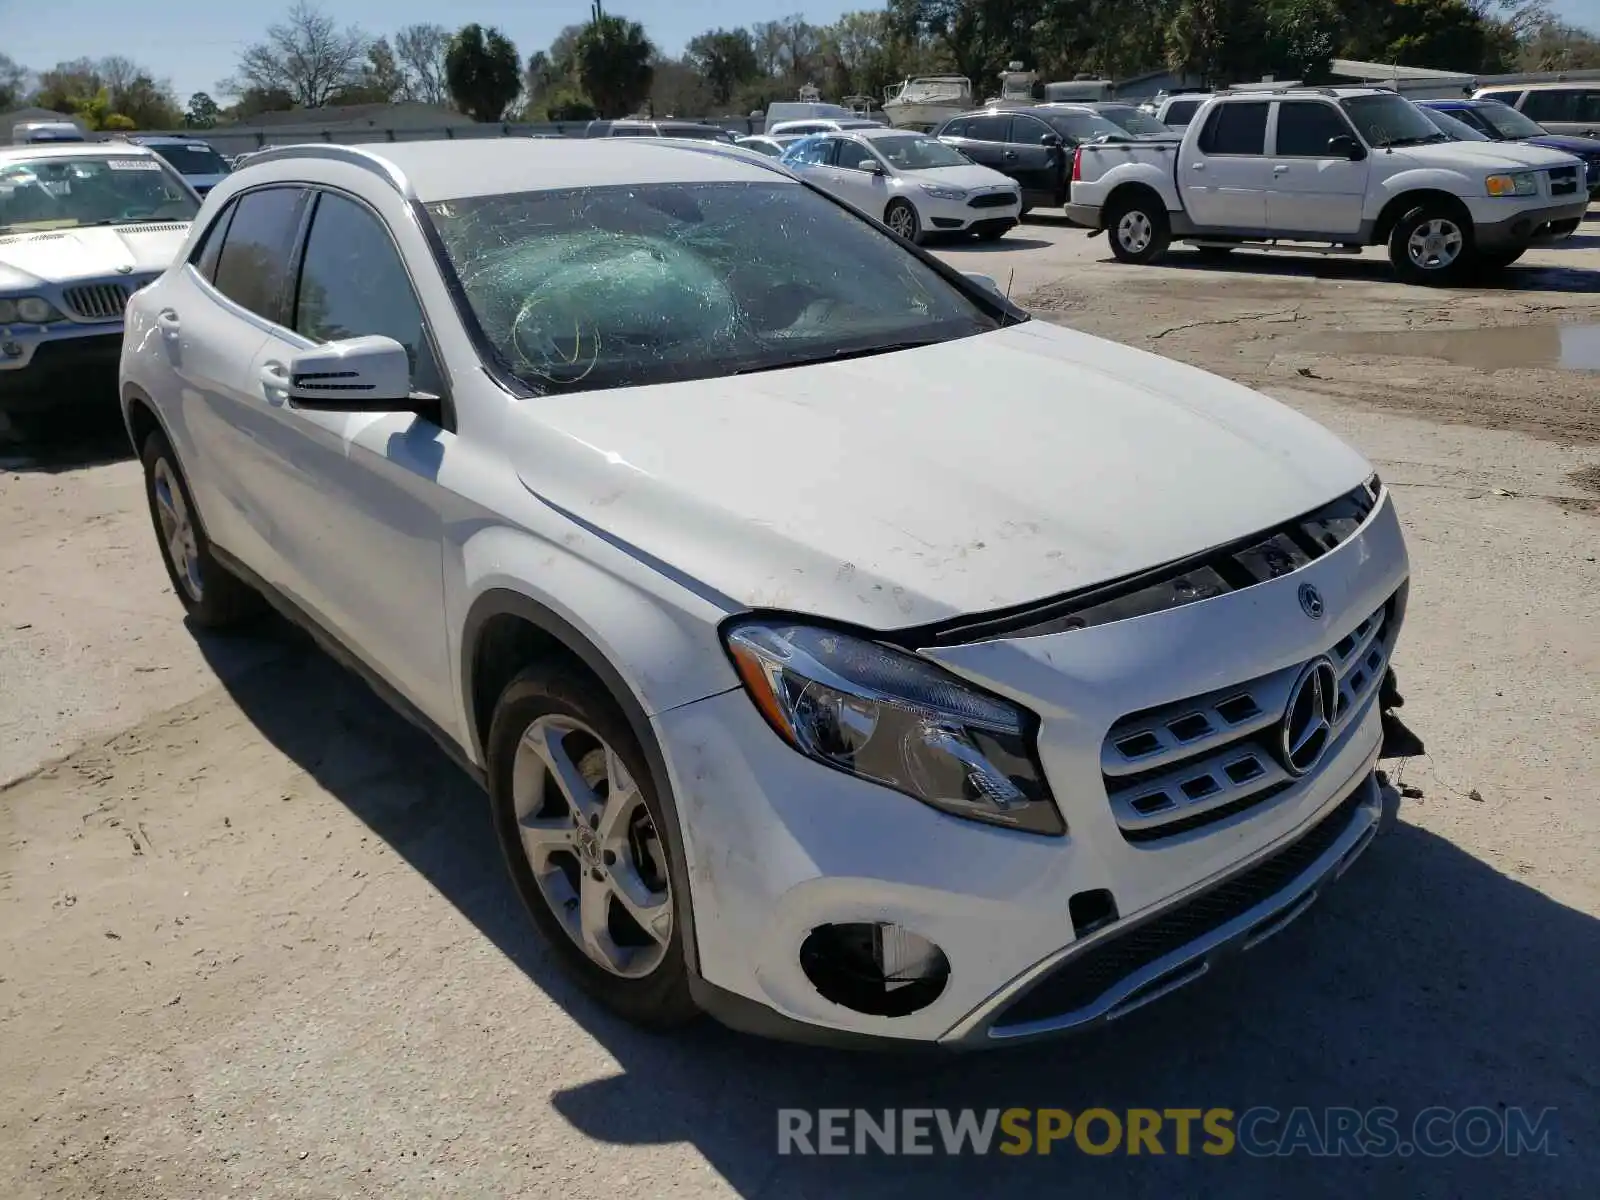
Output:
(576, 3), (655, 118)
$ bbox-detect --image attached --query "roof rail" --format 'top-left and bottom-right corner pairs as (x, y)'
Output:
(237, 142), (411, 197)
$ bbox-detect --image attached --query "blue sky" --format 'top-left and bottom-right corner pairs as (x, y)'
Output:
(6, 0), (1599, 106)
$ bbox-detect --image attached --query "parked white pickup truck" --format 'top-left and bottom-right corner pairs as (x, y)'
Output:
(1068, 86), (1590, 284)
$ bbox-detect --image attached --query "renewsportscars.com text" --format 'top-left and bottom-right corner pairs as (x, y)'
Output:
(777, 1106), (1559, 1158)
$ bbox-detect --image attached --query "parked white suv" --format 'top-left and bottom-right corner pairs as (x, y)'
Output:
(1069, 87), (1589, 283)
(121, 139), (1413, 1047)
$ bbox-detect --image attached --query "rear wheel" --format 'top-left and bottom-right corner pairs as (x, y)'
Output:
(1389, 204), (1474, 285)
(139, 428), (264, 628)
(1106, 193), (1170, 265)
(883, 198), (922, 243)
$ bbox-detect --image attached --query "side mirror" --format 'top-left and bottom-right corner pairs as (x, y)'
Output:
(1327, 134), (1366, 161)
(963, 271), (1003, 297)
(865, 160), (885, 175)
(1041, 133), (1064, 148)
(287, 335), (414, 412)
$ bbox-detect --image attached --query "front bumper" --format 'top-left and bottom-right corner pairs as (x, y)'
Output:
(657, 489), (1411, 1046)
(1473, 197), (1592, 249)
(0, 327), (124, 414)
(920, 188), (1022, 233)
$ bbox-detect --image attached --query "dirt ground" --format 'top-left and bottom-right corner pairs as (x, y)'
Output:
(2, 216), (1598, 1199)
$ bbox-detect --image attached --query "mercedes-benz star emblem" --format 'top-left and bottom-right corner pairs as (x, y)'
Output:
(1298, 583), (1325, 620)
(1281, 657), (1339, 777)
(115, 265), (134, 275)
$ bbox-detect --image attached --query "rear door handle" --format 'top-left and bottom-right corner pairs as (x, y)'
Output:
(1003, 151), (1018, 160)
(1191, 162), (1206, 170)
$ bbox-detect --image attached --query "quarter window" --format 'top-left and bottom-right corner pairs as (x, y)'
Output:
(1274, 102), (1354, 156)
(190, 202), (236, 283)
(293, 192), (441, 395)
(1200, 102), (1269, 155)
(210, 187), (307, 322)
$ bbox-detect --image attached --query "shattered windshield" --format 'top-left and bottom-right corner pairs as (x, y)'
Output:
(0, 155), (198, 232)
(423, 181), (1001, 394)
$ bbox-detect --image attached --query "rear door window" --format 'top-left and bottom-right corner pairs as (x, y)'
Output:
(1200, 102), (1269, 155)
(210, 186), (308, 323)
(965, 114), (1014, 142)
(1519, 90), (1577, 122)
(1166, 99), (1203, 127)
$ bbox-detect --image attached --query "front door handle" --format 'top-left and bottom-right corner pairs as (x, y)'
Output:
(1003, 151), (1018, 160)
(259, 361), (289, 404)
(1273, 164), (1289, 173)
(1191, 162), (1206, 170)
(155, 309), (181, 336)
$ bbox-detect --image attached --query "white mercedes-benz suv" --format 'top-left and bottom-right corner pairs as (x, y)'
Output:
(119, 138), (1413, 1048)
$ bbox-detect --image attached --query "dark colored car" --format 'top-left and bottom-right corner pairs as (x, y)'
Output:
(1419, 99), (1600, 199)
(932, 105), (1131, 210)
(584, 120), (736, 143)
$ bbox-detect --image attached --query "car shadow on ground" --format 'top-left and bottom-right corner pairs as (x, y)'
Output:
(198, 634), (1596, 1199)
(941, 235), (1055, 252)
(0, 409), (132, 474)
(1141, 247), (1600, 294)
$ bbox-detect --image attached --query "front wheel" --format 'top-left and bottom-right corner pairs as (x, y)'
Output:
(1106, 195), (1170, 264)
(883, 198), (922, 244)
(1389, 204), (1474, 285)
(487, 666), (698, 1030)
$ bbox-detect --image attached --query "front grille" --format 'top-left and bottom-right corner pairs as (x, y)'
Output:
(1548, 165), (1580, 196)
(1101, 596), (1393, 841)
(968, 192), (1017, 209)
(61, 282), (131, 321)
(993, 787), (1365, 1028)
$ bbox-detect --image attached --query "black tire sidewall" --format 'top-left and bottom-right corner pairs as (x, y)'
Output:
(1389, 206), (1475, 285)
(486, 667), (698, 1029)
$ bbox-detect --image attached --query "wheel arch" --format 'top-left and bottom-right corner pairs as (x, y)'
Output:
(1373, 189), (1471, 246)
(1104, 181), (1170, 218)
(459, 587), (709, 975)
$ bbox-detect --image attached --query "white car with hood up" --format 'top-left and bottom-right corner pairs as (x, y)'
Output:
(1, 142), (197, 434)
(119, 138), (1416, 1048)
(782, 127), (1021, 241)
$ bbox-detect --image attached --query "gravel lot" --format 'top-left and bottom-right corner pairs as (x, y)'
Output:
(2, 214), (1598, 1198)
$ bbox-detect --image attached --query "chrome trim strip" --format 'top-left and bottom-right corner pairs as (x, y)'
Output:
(940, 759), (1383, 1045)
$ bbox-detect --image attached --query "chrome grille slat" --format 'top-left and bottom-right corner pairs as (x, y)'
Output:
(1101, 601), (1390, 840)
(61, 282), (130, 321)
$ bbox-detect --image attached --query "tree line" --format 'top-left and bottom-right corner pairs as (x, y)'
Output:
(3, 0), (1597, 133)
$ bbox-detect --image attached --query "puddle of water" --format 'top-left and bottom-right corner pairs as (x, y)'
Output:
(1303, 323), (1600, 372)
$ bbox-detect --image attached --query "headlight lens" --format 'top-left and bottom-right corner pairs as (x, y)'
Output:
(724, 621), (1064, 835)
(921, 184), (968, 200)
(16, 296), (60, 323)
(0, 299), (16, 324)
(1485, 171), (1538, 197)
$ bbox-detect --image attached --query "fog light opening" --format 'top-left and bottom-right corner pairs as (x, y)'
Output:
(799, 922), (950, 1017)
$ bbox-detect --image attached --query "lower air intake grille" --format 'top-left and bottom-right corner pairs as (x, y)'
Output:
(993, 787), (1364, 1028)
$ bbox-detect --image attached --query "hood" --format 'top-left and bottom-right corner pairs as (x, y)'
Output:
(1397, 140), (1579, 171)
(1525, 133), (1600, 156)
(503, 321), (1370, 629)
(0, 222), (190, 288)
(903, 162), (1016, 191)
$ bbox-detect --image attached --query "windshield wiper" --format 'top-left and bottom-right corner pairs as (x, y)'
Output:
(733, 338), (946, 375)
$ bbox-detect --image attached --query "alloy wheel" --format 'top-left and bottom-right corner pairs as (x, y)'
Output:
(1117, 210), (1153, 254)
(511, 714), (673, 978)
(888, 205), (917, 238)
(151, 457), (203, 602)
(1406, 218), (1463, 270)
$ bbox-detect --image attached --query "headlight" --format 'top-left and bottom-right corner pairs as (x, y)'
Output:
(921, 184), (968, 201)
(723, 621), (1064, 835)
(16, 296), (61, 323)
(1485, 171), (1538, 197)
(0, 299), (15, 324)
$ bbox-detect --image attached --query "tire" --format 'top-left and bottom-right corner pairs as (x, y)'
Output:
(1388, 203), (1474, 285)
(139, 428), (264, 628)
(487, 666), (698, 1030)
(1106, 193), (1170, 264)
(883, 198), (922, 244)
